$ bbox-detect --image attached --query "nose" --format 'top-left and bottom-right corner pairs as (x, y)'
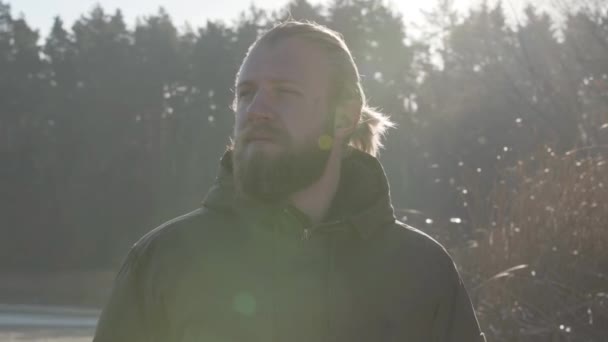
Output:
(246, 88), (274, 122)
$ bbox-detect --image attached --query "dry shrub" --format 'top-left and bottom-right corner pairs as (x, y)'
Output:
(456, 146), (608, 342)
(0, 270), (115, 307)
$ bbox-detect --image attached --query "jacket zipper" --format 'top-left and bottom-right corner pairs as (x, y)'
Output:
(302, 228), (311, 240)
(301, 219), (344, 241)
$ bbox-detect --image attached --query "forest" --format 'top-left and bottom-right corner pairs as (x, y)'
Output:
(1, 0), (607, 340)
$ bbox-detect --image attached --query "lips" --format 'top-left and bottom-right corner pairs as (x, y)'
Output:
(247, 133), (276, 142)
(243, 126), (282, 143)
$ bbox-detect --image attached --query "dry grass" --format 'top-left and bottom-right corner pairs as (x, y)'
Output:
(0, 329), (92, 342)
(451, 146), (608, 341)
(0, 271), (114, 308)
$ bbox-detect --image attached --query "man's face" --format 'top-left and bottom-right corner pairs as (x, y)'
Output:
(232, 37), (334, 201)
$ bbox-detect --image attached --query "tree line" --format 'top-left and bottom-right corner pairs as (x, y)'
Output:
(1, 0), (606, 269)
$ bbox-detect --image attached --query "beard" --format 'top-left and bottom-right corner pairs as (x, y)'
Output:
(231, 123), (331, 203)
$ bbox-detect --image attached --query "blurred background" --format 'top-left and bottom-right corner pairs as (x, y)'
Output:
(1, 0), (607, 340)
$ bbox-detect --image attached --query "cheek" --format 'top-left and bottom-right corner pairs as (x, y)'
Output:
(288, 116), (328, 147)
(233, 111), (247, 134)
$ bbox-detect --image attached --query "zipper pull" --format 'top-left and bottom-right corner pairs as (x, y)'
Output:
(302, 228), (311, 240)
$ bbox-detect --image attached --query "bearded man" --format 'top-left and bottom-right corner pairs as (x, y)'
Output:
(93, 21), (485, 342)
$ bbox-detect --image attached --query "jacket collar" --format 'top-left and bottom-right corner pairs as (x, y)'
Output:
(202, 148), (396, 239)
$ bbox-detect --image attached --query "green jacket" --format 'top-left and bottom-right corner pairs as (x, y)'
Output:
(93, 149), (485, 342)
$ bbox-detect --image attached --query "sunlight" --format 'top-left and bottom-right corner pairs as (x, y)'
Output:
(7, 0), (468, 37)
(10, 0), (562, 39)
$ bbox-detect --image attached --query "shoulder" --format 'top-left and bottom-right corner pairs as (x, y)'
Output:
(115, 207), (230, 288)
(127, 207), (227, 266)
(381, 220), (461, 284)
(132, 208), (204, 252)
(388, 221), (453, 260)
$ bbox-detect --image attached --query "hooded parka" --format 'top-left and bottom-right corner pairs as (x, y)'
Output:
(93, 149), (485, 342)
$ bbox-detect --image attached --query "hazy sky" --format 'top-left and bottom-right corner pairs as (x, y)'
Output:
(9, 0), (553, 37)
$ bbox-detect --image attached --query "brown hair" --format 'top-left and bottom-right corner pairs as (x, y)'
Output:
(235, 20), (394, 156)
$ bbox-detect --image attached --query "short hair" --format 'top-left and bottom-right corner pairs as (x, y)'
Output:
(235, 20), (394, 156)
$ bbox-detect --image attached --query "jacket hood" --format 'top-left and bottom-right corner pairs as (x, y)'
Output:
(202, 147), (396, 238)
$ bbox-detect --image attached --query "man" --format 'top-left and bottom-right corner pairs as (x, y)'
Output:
(93, 21), (485, 342)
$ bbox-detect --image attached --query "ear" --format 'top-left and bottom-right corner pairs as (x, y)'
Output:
(333, 99), (361, 143)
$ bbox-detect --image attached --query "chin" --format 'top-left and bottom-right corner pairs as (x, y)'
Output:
(245, 141), (283, 157)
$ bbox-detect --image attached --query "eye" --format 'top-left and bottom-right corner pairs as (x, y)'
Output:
(277, 87), (300, 96)
(237, 88), (253, 100)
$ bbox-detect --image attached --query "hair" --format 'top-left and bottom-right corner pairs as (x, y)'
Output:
(234, 20), (394, 157)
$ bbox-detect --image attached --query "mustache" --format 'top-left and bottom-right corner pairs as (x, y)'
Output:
(237, 123), (287, 143)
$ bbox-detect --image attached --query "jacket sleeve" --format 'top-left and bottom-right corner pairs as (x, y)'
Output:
(432, 260), (486, 342)
(93, 245), (164, 342)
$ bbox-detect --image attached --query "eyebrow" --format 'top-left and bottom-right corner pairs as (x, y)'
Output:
(236, 78), (302, 89)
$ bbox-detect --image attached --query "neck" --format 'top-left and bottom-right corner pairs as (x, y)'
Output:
(289, 142), (344, 225)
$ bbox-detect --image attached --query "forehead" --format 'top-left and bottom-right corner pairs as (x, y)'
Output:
(238, 37), (332, 90)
